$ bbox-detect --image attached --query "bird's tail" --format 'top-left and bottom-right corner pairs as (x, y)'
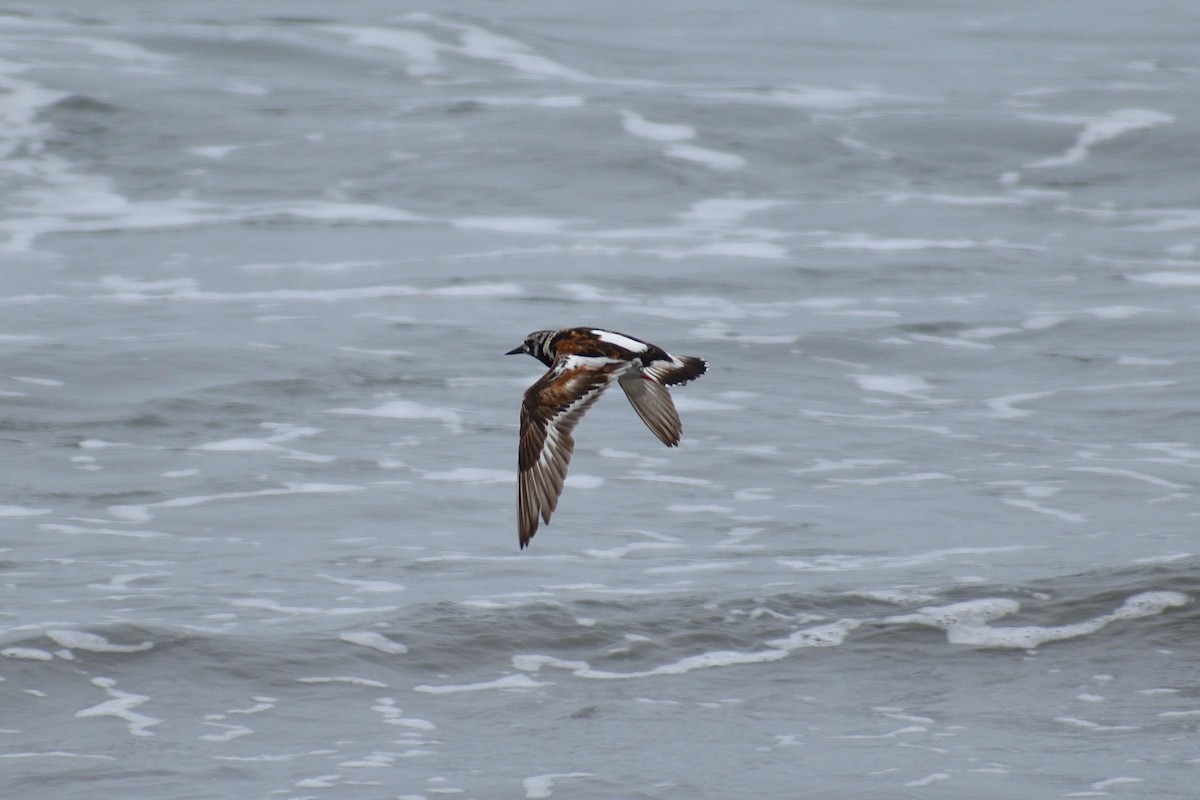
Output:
(656, 356), (707, 386)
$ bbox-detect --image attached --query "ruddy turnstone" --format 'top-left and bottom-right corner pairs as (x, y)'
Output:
(506, 327), (707, 548)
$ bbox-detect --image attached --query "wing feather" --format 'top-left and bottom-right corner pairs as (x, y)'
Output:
(618, 371), (682, 446)
(518, 357), (624, 548)
(616, 353), (705, 446)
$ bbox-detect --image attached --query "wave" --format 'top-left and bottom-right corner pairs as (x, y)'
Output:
(4, 562), (1193, 687)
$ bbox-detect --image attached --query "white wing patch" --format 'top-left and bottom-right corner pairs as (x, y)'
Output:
(591, 329), (649, 353)
(642, 357), (683, 381)
(561, 353), (628, 370)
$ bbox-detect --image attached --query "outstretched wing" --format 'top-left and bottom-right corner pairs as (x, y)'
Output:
(617, 370), (682, 446)
(618, 355), (707, 446)
(518, 356), (625, 548)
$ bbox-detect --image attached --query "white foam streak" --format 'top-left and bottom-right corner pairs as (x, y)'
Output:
(46, 631), (153, 653)
(328, 400), (462, 432)
(987, 381), (1177, 418)
(413, 674), (551, 693)
(818, 234), (1024, 251)
(319, 575), (405, 594)
(75, 677), (161, 737)
(326, 26), (445, 76)
(620, 111), (694, 142)
(229, 598), (400, 616)
(194, 424), (333, 463)
(108, 483), (363, 522)
(95, 275), (522, 303)
(523, 773), (595, 799)
(456, 25), (594, 82)
(41, 523), (168, 539)
(0, 505), (51, 517)
(1026, 109), (1175, 168)
(1001, 498), (1086, 523)
(421, 468), (512, 483)
(891, 592), (1188, 650)
(0, 59), (68, 161)
(339, 632), (409, 654)
(0, 752), (116, 761)
(1068, 467), (1188, 490)
(333, 17), (597, 81)
(62, 37), (174, 65)
(583, 542), (682, 559)
(1128, 272), (1200, 286)
(453, 217), (571, 234)
(514, 619), (859, 680)
(5, 188), (426, 253)
(777, 545), (1039, 573)
(705, 85), (919, 110)
(663, 144), (746, 171)
(1123, 209), (1200, 233)
(853, 374), (933, 399)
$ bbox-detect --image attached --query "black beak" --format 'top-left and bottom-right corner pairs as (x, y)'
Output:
(505, 345), (524, 355)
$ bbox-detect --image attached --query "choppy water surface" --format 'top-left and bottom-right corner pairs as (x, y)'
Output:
(2, 2), (1198, 798)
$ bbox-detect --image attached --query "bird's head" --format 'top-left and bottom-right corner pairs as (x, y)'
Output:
(506, 330), (557, 367)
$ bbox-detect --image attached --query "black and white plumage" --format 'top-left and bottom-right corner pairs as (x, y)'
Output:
(505, 327), (707, 548)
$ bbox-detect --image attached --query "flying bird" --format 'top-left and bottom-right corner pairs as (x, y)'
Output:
(506, 327), (707, 548)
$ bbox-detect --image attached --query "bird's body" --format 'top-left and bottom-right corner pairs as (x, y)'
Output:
(506, 327), (707, 548)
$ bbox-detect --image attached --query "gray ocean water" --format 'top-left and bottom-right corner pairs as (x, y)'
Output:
(2, 2), (1198, 798)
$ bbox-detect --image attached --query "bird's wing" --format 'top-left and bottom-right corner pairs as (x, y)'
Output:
(617, 368), (682, 447)
(518, 356), (625, 548)
(617, 354), (707, 446)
